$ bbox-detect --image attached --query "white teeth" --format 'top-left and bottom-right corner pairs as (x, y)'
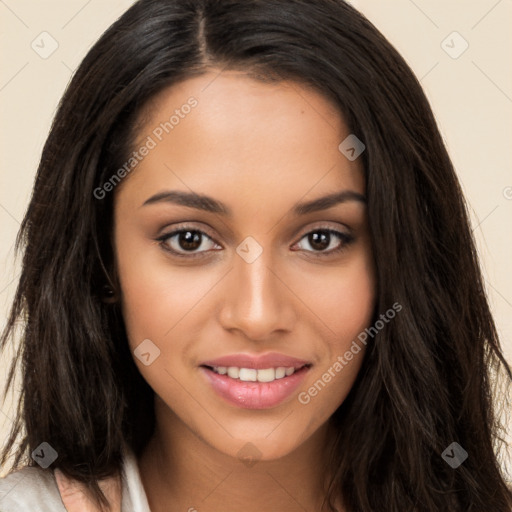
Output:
(275, 367), (286, 379)
(211, 365), (301, 382)
(239, 368), (257, 382)
(256, 368), (275, 382)
(227, 367), (239, 379)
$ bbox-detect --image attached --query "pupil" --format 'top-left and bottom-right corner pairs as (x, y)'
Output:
(309, 231), (330, 251)
(180, 231), (201, 251)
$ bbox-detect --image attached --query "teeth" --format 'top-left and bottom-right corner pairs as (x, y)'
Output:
(227, 367), (239, 379)
(212, 366), (302, 382)
(256, 368), (275, 382)
(239, 368), (257, 382)
(275, 367), (286, 379)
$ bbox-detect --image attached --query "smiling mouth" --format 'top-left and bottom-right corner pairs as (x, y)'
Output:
(200, 363), (311, 409)
(201, 364), (311, 383)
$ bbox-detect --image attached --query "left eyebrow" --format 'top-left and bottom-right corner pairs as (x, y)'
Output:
(292, 190), (366, 215)
(141, 189), (366, 215)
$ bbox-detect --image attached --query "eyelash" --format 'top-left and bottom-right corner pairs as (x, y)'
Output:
(155, 224), (355, 259)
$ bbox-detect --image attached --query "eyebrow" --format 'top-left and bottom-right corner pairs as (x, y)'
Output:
(141, 189), (366, 215)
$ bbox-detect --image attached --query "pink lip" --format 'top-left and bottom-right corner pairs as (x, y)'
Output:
(201, 367), (309, 409)
(199, 352), (311, 410)
(201, 351), (310, 370)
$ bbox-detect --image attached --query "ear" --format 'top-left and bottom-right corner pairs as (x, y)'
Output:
(54, 468), (122, 512)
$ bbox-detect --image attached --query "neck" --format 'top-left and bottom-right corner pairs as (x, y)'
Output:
(138, 397), (341, 512)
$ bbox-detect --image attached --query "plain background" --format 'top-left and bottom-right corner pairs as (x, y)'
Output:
(0, 0), (511, 475)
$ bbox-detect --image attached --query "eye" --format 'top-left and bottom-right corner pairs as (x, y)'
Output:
(156, 225), (355, 259)
(157, 227), (221, 258)
(293, 228), (354, 256)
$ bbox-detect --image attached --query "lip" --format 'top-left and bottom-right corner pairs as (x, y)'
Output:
(201, 366), (309, 409)
(200, 351), (311, 370)
(200, 352), (312, 410)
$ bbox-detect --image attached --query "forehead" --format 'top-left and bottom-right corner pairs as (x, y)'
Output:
(120, 70), (365, 210)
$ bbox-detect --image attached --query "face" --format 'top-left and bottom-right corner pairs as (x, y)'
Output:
(113, 69), (376, 461)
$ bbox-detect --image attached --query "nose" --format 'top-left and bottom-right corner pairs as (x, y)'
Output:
(218, 248), (296, 341)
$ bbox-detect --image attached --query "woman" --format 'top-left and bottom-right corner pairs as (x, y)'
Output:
(1, 0), (511, 510)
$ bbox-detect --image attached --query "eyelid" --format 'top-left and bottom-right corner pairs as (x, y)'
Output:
(293, 221), (351, 240)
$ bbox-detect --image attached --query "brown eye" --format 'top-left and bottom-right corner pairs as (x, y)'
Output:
(157, 228), (220, 257)
(176, 230), (202, 251)
(295, 229), (354, 255)
(307, 231), (331, 251)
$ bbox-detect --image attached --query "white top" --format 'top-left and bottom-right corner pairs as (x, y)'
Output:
(0, 446), (151, 511)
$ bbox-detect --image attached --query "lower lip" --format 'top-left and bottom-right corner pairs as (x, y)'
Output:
(200, 366), (309, 409)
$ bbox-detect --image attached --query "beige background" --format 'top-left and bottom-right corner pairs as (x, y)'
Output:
(1, 0), (511, 474)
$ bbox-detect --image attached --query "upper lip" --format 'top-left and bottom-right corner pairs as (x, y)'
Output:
(201, 352), (311, 370)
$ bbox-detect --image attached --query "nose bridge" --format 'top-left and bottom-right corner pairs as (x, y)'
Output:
(236, 245), (280, 316)
(219, 240), (294, 338)
(238, 252), (274, 313)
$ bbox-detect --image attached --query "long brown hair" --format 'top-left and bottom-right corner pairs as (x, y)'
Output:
(1, 0), (511, 510)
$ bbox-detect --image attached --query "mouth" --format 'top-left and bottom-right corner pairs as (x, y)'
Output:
(199, 353), (312, 409)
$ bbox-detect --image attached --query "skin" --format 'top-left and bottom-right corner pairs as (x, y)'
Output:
(54, 469), (121, 512)
(113, 69), (376, 512)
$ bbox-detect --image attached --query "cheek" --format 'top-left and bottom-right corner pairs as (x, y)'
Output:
(114, 239), (207, 412)
(315, 271), (374, 339)
(297, 248), (376, 347)
(294, 251), (375, 417)
(114, 220), (214, 346)
(119, 265), (202, 345)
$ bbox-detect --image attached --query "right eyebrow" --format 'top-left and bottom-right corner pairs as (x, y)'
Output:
(141, 190), (230, 214)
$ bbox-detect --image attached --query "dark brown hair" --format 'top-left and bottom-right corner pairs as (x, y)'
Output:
(1, 0), (511, 510)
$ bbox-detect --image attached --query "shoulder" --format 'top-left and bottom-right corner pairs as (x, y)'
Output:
(0, 465), (66, 512)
